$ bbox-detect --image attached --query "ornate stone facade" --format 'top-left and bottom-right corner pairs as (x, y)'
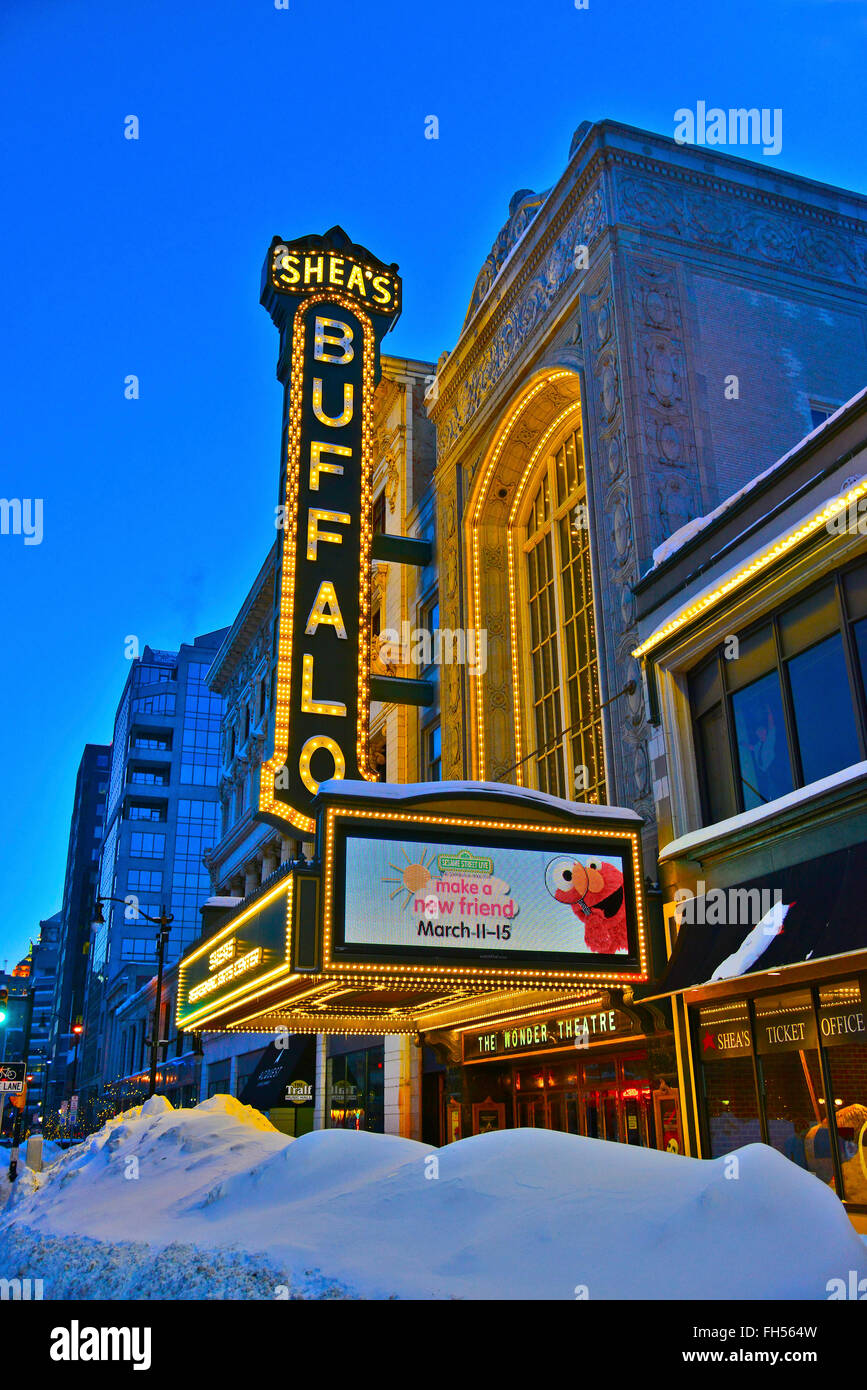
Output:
(429, 119), (867, 857)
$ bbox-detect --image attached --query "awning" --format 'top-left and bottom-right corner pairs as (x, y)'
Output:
(238, 1036), (316, 1109)
(658, 843), (867, 995)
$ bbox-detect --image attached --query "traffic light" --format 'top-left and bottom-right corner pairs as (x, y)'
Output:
(0, 987), (7, 1025)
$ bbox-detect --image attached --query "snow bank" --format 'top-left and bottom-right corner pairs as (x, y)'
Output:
(1, 1095), (864, 1299)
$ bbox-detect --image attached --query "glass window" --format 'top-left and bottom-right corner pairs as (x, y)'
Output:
(695, 704), (737, 823)
(132, 735), (171, 752)
(326, 1047), (384, 1132)
(129, 832), (166, 860)
(424, 722), (441, 781)
(844, 563), (867, 623)
(690, 575), (867, 827)
(778, 585), (839, 659)
(818, 980), (867, 1204)
(725, 624), (776, 693)
(851, 616), (867, 702)
(180, 661), (223, 786)
(419, 595), (439, 666)
(129, 769), (168, 787)
(120, 939), (157, 962)
(754, 990), (831, 1186)
(171, 799), (221, 941)
(690, 655), (722, 719)
(731, 670), (793, 808)
(698, 1002), (761, 1157)
(127, 803), (164, 822)
(787, 634), (859, 784)
(523, 426), (605, 806)
(132, 691), (176, 716)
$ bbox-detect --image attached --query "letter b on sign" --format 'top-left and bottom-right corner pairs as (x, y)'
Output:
(314, 317), (353, 366)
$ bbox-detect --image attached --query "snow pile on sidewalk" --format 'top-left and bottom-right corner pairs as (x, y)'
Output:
(1, 1092), (864, 1299)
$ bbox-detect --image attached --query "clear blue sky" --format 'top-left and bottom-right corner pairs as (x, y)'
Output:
(2, 0), (865, 967)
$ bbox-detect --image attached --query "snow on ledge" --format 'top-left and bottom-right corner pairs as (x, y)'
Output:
(660, 759), (867, 862)
(649, 384), (867, 571)
(316, 778), (642, 823)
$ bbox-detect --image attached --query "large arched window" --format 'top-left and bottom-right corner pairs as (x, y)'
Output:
(522, 426), (606, 803)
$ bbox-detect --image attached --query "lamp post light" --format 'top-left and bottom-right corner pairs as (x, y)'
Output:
(7, 987), (36, 1182)
(94, 897), (174, 1101)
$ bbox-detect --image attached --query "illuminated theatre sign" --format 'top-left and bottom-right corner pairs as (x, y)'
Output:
(177, 782), (650, 1034)
(176, 230), (650, 1037)
(257, 228), (402, 836)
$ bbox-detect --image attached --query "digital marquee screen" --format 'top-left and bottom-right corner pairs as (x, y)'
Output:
(330, 821), (644, 973)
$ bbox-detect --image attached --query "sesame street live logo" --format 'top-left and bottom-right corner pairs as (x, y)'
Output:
(436, 850), (494, 876)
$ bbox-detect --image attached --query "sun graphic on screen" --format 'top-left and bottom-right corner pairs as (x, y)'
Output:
(382, 846), (437, 907)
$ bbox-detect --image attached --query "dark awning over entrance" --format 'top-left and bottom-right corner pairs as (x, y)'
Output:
(659, 843), (867, 995)
(238, 1036), (316, 1109)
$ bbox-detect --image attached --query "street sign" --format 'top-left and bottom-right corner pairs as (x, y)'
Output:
(0, 1063), (25, 1094)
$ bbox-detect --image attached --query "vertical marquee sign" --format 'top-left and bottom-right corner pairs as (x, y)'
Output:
(257, 228), (402, 834)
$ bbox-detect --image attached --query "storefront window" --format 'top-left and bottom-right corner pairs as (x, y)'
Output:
(697, 983), (867, 1203)
(818, 981), (867, 1204)
(326, 1046), (384, 1132)
(754, 990), (829, 1182)
(698, 1001), (761, 1157)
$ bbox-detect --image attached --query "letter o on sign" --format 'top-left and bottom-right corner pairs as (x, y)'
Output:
(299, 735), (346, 795)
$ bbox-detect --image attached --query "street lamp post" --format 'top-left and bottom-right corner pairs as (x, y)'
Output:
(93, 897), (174, 1103)
(69, 1024), (83, 1094)
(66, 1022), (83, 1136)
(8, 987), (36, 1182)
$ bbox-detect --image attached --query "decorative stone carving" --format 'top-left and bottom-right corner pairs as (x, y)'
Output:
(657, 475), (694, 536)
(581, 266), (654, 824)
(464, 188), (550, 325)
(384, 455), (399, 513)
(437, 182), (606, 458)
(618, 171), (867, 286)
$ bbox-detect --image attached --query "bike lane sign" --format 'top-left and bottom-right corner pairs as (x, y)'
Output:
(0, 1063), (25, 1094)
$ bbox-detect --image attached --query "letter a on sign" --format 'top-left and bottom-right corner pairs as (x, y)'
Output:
(257, 228), (402, 833)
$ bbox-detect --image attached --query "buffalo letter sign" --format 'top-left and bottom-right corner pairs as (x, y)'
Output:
(257, 228), (401, 834)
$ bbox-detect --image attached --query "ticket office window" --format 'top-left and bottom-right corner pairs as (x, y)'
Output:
(697, 983), (867, 1202)
(753, 989), (828, 1177)
(817, 980), (867, 1204)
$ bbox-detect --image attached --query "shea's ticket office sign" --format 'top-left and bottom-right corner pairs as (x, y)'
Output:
(256, 229), (402, 837)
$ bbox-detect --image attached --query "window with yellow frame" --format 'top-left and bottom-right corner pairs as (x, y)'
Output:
(520, 425), (606, 804)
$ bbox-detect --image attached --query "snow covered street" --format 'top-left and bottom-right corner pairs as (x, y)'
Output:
(2, 1095), (864, 1300)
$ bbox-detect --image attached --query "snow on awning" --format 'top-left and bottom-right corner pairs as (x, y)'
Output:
(657, 843), (867, 995)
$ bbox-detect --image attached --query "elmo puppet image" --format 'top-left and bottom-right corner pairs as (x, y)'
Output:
(544, 855), (628, 954)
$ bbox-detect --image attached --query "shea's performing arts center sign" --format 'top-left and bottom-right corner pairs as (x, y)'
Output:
(177, 229), (650, 1037)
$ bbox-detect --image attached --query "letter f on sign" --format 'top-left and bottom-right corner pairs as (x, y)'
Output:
(307, 509), (350, 560)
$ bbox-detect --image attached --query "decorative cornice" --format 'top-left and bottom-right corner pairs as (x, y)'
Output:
(432, 124), (867, 461)
(207, 544), (277, 693)
(431, 156), (606, 424)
